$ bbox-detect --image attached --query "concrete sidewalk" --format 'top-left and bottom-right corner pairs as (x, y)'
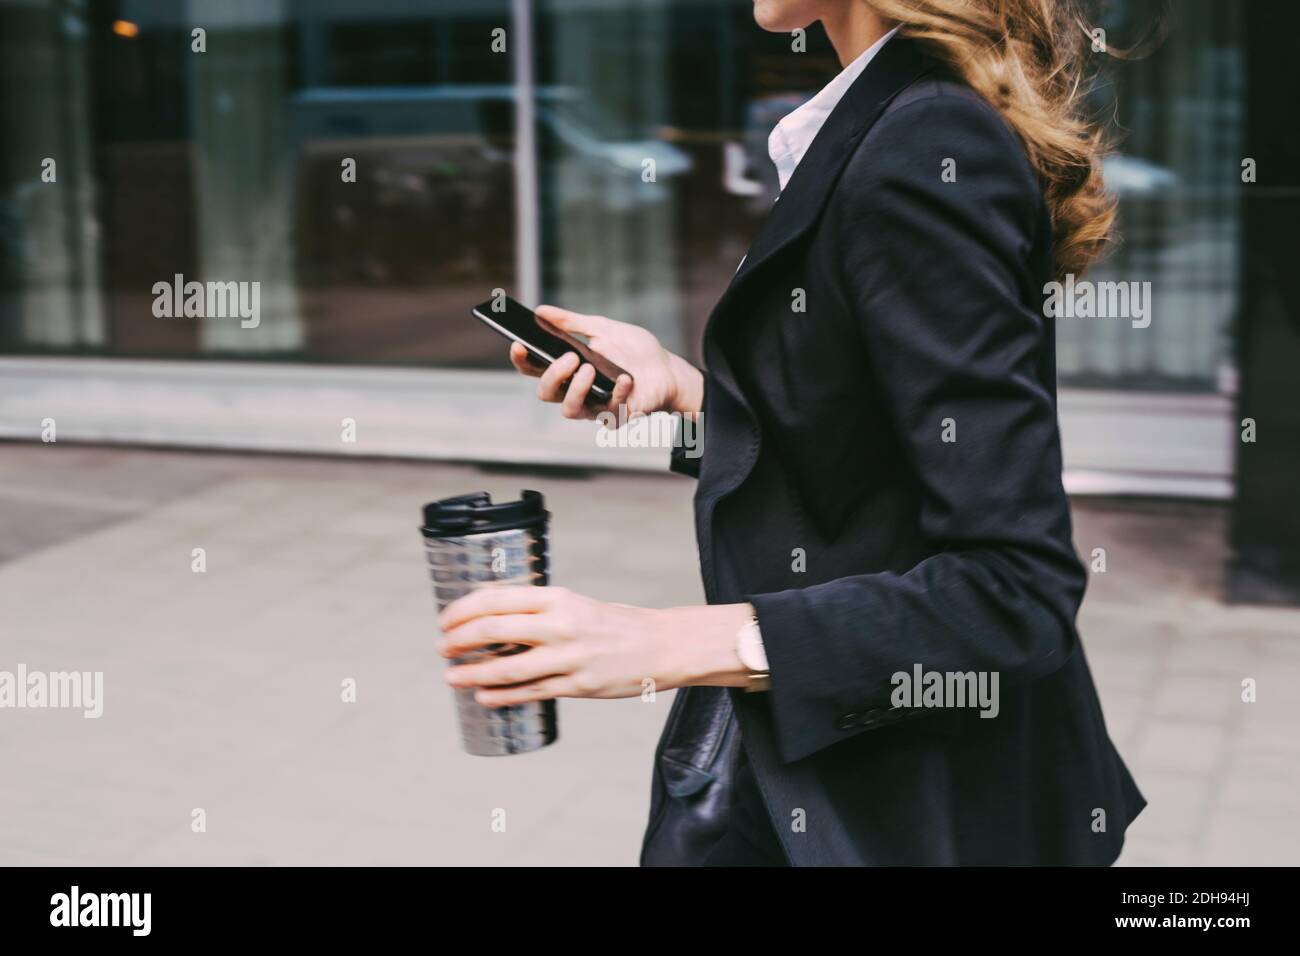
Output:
(1, 443), (1297, 865)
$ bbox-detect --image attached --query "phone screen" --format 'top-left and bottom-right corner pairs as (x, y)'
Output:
(471, 296), (628, 397)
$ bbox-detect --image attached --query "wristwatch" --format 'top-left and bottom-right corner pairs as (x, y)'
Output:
(735, 615), (771, 693)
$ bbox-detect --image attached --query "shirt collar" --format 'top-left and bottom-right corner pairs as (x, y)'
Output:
(768, 25), (901, 193)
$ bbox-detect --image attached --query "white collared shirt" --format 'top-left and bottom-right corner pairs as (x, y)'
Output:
(767, 26), (900, 192)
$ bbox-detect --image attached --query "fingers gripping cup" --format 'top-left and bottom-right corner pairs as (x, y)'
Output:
(420, 490), (558, 756)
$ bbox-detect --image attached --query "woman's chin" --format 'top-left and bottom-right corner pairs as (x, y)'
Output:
(751, 1), (812, 33)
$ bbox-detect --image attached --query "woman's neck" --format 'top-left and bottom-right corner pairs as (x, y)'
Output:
(821, 3), (895, 68)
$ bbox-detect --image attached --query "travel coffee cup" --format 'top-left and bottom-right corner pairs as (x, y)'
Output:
(420, 490), (558, 756)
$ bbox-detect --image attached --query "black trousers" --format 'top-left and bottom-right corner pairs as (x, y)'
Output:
(698, 749), (789, 866)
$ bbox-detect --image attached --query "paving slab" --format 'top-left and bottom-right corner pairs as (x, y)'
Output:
(1, 443), (1297, 865)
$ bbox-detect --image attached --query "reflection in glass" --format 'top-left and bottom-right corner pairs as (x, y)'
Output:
(0, 0), (1246, 396)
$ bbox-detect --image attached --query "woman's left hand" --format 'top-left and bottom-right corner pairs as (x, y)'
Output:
(437, 586), (754, 707)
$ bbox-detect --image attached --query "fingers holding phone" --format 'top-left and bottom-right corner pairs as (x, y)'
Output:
(508, 342), (618, 420)
(475, 296), (693, 419)
(535, 350), (579, 404)
(509, 341), (547, 378)
(534, 352), (632, 420)
(560, 358), (599, 419)
(528, 303), (674, 417)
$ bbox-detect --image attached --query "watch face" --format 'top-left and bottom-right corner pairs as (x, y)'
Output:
(738, 620), (768, 673)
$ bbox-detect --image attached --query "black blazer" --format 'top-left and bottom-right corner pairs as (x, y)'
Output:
(641, 35), (1145, 866)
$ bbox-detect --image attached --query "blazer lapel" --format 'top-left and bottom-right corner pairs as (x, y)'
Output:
(693, 36), (937, 543)
(710, 35), (934, 321)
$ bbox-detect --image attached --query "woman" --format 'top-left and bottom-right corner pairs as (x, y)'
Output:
(438, 0), (1145, 866)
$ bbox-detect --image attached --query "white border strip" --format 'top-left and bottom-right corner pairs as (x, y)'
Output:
(0, 358), (1234, 497)
(0, 357), (669, 471)
(1056, 388), (1235, 498)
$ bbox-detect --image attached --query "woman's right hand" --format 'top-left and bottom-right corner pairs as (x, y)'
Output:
(509, 305), (703, 421)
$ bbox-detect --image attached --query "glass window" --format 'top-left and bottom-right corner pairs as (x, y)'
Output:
(1057, 0), (1242, 393)
(0, 0), (1244, 398)
(2, 0), (518, 365)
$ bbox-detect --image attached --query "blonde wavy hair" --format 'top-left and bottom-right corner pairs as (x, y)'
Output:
(870, 0), (1132, 277)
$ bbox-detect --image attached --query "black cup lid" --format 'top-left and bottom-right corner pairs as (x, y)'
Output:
(421, 489), (547, 537)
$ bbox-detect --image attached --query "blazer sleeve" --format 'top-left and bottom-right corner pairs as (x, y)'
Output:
(747, 92), (1088, 765)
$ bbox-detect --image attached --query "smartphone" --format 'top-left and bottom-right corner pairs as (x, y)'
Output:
(471, 296), (629, 402)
